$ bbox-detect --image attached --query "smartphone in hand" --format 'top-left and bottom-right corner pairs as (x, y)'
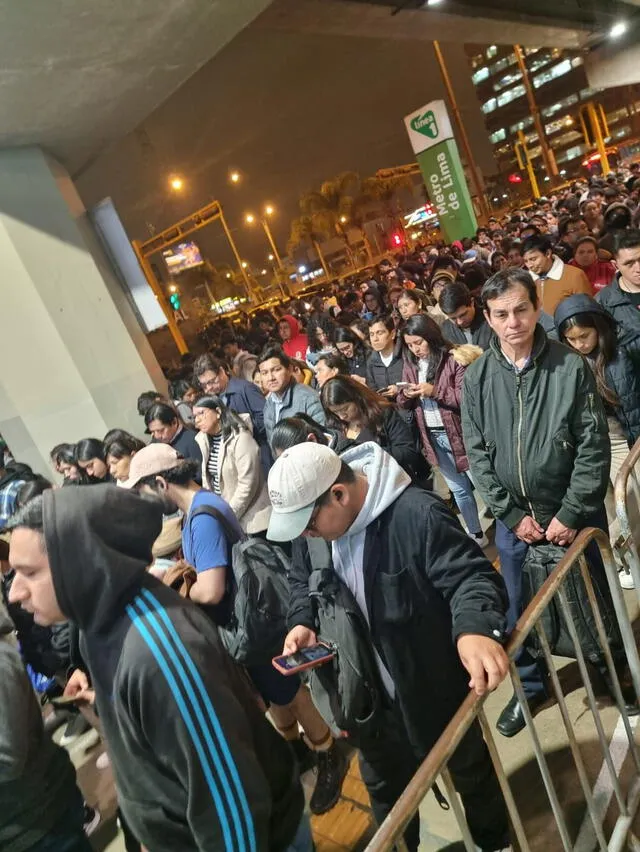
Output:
(272, 642), (335, 676)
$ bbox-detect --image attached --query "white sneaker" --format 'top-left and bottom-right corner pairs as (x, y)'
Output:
(470, 531), (490, 549)
(619, 569), (635, 590)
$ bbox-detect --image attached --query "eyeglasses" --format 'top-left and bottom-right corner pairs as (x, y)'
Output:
(303, 503), (322, 535)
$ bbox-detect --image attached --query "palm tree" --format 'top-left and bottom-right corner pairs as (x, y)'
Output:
(361, 172), (416, 244)
(287, 215), (331, 278)
(298, 171), (362, 269)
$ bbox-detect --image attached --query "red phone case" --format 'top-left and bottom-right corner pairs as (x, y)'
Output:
(272, 643), (335, 676)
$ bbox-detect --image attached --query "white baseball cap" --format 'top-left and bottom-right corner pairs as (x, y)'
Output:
(267, 443), (342, 542)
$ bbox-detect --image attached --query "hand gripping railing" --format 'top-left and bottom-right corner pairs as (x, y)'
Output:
(365, 528), (640, 852)
(614, 436), (640, 595)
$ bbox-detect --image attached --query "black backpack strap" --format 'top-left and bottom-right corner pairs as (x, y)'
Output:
(188, 504), (245, 545)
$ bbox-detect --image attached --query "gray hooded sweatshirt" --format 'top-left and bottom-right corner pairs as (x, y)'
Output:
(331, 442), (411, 697)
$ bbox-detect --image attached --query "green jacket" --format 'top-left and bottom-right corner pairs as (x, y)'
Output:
(461, 325), (610, 531)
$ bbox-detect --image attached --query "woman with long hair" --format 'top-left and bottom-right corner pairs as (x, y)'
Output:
(75, 438), (110, 481)
(104, 433), (146, 484)
(305, 315), (337, 367)
(332, 326), (368, 383)
(398, 313), (487, 547)
(320, 375), (425, 479)
(555, 294), (640, 586)
(193, 395), (271, 534)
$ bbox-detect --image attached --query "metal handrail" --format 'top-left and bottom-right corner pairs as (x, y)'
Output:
(365, 527), (640, 852)
(614, 435), (640, 594)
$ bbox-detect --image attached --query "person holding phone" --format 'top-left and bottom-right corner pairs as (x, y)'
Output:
(365, 316), (405, 401)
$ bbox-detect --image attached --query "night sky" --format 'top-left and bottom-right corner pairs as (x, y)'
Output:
(78, 23), (494, 274)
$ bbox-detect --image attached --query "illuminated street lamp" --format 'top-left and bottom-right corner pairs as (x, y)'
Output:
(169, 284), (177, 293)
(261, 269), (268, 275)
(229, 171), (241, 184)
(268, 254), (275, 262)
(339, 215), (348, 224)
(169, 176), (184, 192)
(244, 205), (283, 270)
(241, 261), (248, 269)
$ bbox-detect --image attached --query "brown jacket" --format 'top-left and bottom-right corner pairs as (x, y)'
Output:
(536, 259), (592, 315)
(398, 344), (483, 473)
(196, 429), (271, 534)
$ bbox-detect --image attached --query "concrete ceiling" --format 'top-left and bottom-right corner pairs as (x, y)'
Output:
(0, 0), (272, 177)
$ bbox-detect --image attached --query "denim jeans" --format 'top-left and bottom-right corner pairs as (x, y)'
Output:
(430, 429), (482, 535)
(285, 813), (314, 852)
(29, 790), (92, 852)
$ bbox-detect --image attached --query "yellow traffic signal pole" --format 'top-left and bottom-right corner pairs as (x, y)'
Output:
(514, 44), (559, 186)
(579, 102), (611, 176)
(514, 130), (540, 199)
(134, 200), (256, 354)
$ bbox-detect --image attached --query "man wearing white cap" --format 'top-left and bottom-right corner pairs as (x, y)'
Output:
(267, 441), (511, 852)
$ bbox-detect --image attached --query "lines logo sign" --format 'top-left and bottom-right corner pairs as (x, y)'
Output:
(411, 110), (438, 139)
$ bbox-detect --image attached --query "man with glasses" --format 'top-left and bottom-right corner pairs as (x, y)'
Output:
(193, 353), (271, 473)
(268, 441), (511, 852)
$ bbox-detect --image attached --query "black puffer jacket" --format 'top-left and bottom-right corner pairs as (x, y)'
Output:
(555, 294), (640, 447)
(366, 342), (404, 392)
(596, 275), (640, 337)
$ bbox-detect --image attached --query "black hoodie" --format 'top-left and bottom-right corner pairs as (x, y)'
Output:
(43, 485), (302, 852)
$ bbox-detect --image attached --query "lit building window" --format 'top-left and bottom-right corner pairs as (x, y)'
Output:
(493, 71), (521, 93)
(482, 98), (498, 114)
(472, 67), (490, 84)
(545, 114), (575, 135)
(509, 116), (534, 134)
(497, 83), (526, 108)
(486, 45), (498, 59)
(542, 94), (579, 119)
(533, 59), (572, 89)
(490, 128), (507, 144)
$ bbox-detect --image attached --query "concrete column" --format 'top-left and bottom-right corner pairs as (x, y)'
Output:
(0, 147), (166, 476)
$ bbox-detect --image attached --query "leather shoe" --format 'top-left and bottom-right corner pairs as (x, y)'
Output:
(496, 692), (547, 738)
(599, 665), (640, 716)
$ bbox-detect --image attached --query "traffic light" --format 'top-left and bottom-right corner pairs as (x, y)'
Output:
(169, 292), (181, 310)
(391, 232), (403, 247)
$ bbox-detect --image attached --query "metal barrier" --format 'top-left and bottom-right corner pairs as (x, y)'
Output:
(614, 435), (640, 593)
(365, 528), (640, 852)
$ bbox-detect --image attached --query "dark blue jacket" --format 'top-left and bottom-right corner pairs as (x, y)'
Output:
(221, 378), (272, 473)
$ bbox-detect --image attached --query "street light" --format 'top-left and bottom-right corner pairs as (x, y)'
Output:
(268, 254), (275, 261)
(229, 171), (241, 184)
(244, 206), (284, 270)
(169, 176), (184, 191)
(169, 284), (177, 293)
(261, 269), (268, 275)
(339, 215), (348, 224)
(241, 261), (248, 269)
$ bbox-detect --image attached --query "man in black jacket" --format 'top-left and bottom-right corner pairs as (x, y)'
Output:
(597, 229), (640, 336)
(267, 440), (510, 852)
(461, 268), (621, 738)
(7, 486), (305, 852)
(365, 315), (405, 395)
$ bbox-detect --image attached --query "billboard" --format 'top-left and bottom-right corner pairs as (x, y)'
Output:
(163, 241), (204, 275)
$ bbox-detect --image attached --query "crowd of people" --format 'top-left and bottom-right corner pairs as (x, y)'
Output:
(2, 168), (640, 852)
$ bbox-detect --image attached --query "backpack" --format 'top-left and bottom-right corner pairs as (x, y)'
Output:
(187, 505), (291, 666)
(521, 541), (622, 664)
(305, 537), (384, 742)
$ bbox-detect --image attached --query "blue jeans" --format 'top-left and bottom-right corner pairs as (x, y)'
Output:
(29, 790), (92, 852)
(286, 813), (314, 852)
(431, 429), (482, 535)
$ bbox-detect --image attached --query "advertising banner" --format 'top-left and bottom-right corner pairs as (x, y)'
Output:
(404, 100), (477, 242)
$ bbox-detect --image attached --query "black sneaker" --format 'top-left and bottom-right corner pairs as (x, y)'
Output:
(83, 805), (101, 836)
(291, 736), (317, 775)
(309, 742), (349, 815)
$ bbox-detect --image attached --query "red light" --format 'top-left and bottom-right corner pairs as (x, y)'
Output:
(392, 233), (402, 246)
(508, 173), (523, 184)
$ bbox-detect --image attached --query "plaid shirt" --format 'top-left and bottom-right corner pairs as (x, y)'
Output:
(0, 479), (25, 529)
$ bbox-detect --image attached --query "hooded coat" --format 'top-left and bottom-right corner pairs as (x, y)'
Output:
(554, 293), (640, 447)
(398, 344), (483, 473)
(279, 315), (308, 361)
(43, 485), (302, 852)
(0, 607), (81, 852)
